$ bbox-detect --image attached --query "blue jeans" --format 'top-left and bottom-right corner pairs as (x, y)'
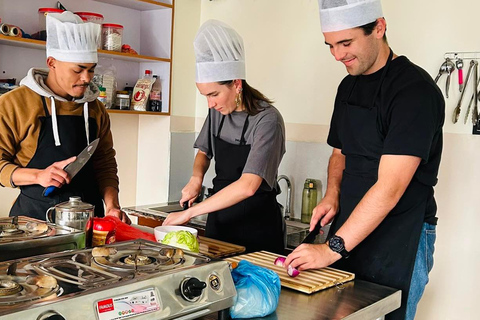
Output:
(406, 223), (436, 320)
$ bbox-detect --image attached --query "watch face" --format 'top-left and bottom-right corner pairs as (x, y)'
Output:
(329, 236), (345, 252)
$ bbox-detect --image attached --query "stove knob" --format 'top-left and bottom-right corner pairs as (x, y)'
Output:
(180, 277), (207, 302)
(37, 311), (66, 320)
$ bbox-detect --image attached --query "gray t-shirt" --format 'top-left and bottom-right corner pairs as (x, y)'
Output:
(194, 102), (285, 190)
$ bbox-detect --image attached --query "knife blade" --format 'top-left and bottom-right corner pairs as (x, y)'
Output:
(43, 138), (100, 197)
(301, 220), (322, 244)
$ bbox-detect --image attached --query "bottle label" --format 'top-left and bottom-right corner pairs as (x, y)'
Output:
(149, 91), (162, 100)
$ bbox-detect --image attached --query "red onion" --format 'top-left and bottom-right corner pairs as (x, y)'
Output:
(274, 257), (285, 267)
(287, 265), (300, 277)
(273, 256), (300, 277)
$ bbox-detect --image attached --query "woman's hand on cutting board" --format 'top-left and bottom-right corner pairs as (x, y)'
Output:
(284, 243), (340, 272)
(163, 210), (192, 226)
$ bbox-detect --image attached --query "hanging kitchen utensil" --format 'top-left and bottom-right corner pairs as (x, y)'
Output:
(434, 59), (448, 83)
(473, 61), (479, 126)
(457, 58), (464, 92)
(463, 62), (480, 125)
(43, 138), (99, 196)
(453, 60), (475, 124)
(435, 58), (455, 98)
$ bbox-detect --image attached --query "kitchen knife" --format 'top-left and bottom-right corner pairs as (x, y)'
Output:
(43, 138), (100, 197)
(301, 220), (322, 244)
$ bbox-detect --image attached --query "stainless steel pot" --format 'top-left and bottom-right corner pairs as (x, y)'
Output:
(46, 196), (94, 232)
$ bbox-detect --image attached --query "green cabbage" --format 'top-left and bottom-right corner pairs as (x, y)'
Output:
(161, 230), (199, 253)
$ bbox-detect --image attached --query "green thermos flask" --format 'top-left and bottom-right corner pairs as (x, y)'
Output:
(301, 179), (317, 224)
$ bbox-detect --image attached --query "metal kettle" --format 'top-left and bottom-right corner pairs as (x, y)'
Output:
(46, 196), (94, 232)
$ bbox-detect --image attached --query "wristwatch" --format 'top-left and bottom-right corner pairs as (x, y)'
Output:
(328, 235), (350, 259)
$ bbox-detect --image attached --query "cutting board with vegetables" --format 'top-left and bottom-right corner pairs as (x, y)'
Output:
(224, 251), (355, 294)
(198, 236), (245, 258)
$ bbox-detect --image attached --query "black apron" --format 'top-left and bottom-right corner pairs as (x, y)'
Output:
(205, 113), (285, 254)
(329, 50), (430, 320)
(10, 96), (104, 220)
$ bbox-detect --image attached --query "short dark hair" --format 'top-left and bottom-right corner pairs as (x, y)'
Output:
(217, 80), (273, 116)
(358, 19), (387, 42)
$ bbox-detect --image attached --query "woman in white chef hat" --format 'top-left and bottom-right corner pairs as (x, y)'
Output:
(163, 20), (286, 254)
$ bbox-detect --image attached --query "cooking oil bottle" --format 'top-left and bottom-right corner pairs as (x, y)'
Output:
(301, 179), (317, 224)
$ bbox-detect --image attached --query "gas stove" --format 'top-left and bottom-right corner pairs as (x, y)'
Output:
(0, 216), (85, 261)
(0, 239), (236, 320)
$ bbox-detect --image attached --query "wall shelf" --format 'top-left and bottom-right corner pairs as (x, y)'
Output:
(0, 35), (171, 63)
(94, 0), (173, 10)
(107, 109), (169, 116)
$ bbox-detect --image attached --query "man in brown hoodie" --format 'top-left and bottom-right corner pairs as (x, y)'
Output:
(0, 12), (129, 223)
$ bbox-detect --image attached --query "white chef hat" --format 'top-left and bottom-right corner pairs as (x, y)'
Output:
(46, 11), (101, 63)
(194, 19), (245, 83)
(318, 0), (383, 33)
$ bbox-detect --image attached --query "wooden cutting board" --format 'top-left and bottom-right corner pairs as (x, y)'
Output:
(224, 251), (355, 294)
(198, 236), (245, 258)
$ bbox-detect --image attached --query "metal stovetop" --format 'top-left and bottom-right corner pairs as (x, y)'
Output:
(0, 216), (85, 261)
(0, 239), (236, 320)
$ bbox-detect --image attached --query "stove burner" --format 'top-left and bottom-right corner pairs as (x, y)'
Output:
(93, 248), (187, 273)
(122, 255), (155, 266)
(0, 225), (24, 237)
(0, 280), (22, 297)
(0, 220), (50, 240)
(0, 276), (59, 306)
(31, 259), (122, 288)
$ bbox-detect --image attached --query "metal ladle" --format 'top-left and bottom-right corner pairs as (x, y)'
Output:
(435, 58), (456, 98)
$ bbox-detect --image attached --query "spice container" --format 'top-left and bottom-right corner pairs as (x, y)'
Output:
(92, 218), (116, 247)
(115, 92), (130, 110)
(101, 23), (123, 52)
(35, 8), (65, 40)
(74, 12), (104, 24)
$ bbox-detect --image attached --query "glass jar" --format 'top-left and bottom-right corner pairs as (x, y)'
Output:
(102, 23), (123, 52)
(301, 179), (317, 224)
(115, 93), (130, 110)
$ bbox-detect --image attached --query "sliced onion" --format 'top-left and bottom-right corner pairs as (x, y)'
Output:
(274, 256), (300, 277)
(274, 257), (285, 267)
(287, 265), (300, 277)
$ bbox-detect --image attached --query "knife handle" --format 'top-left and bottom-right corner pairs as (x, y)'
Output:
(43, 186), (56, 197)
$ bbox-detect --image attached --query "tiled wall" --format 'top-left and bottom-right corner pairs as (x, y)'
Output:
(168, 132), (333, 220)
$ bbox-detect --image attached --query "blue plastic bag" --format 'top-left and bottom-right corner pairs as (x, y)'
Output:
(230, 260), (281, 319)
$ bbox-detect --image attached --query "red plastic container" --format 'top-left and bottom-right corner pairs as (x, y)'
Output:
(35, 8), (65, 40)
(74, 12), (104, 24)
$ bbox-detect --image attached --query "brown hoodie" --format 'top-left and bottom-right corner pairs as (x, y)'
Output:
(0, 68), (119, 193)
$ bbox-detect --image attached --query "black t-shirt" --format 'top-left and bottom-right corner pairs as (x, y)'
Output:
(328, 56), (445, 224)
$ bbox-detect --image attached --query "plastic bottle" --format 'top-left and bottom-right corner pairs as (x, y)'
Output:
(149, 75), (162, 112)
(97, 86), (107, 105)
(131, 69), (154, 111)
(301, 179), (317, 224)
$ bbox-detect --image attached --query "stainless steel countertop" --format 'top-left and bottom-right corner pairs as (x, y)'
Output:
(123, 202), (207, 229)
(126, 211), (401, 319)
(198, 279), (401, 320)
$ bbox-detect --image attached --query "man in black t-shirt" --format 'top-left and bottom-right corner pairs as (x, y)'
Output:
(284, 1), (444, 320)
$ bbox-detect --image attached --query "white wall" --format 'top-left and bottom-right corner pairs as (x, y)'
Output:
(1, 0), (479, 317)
